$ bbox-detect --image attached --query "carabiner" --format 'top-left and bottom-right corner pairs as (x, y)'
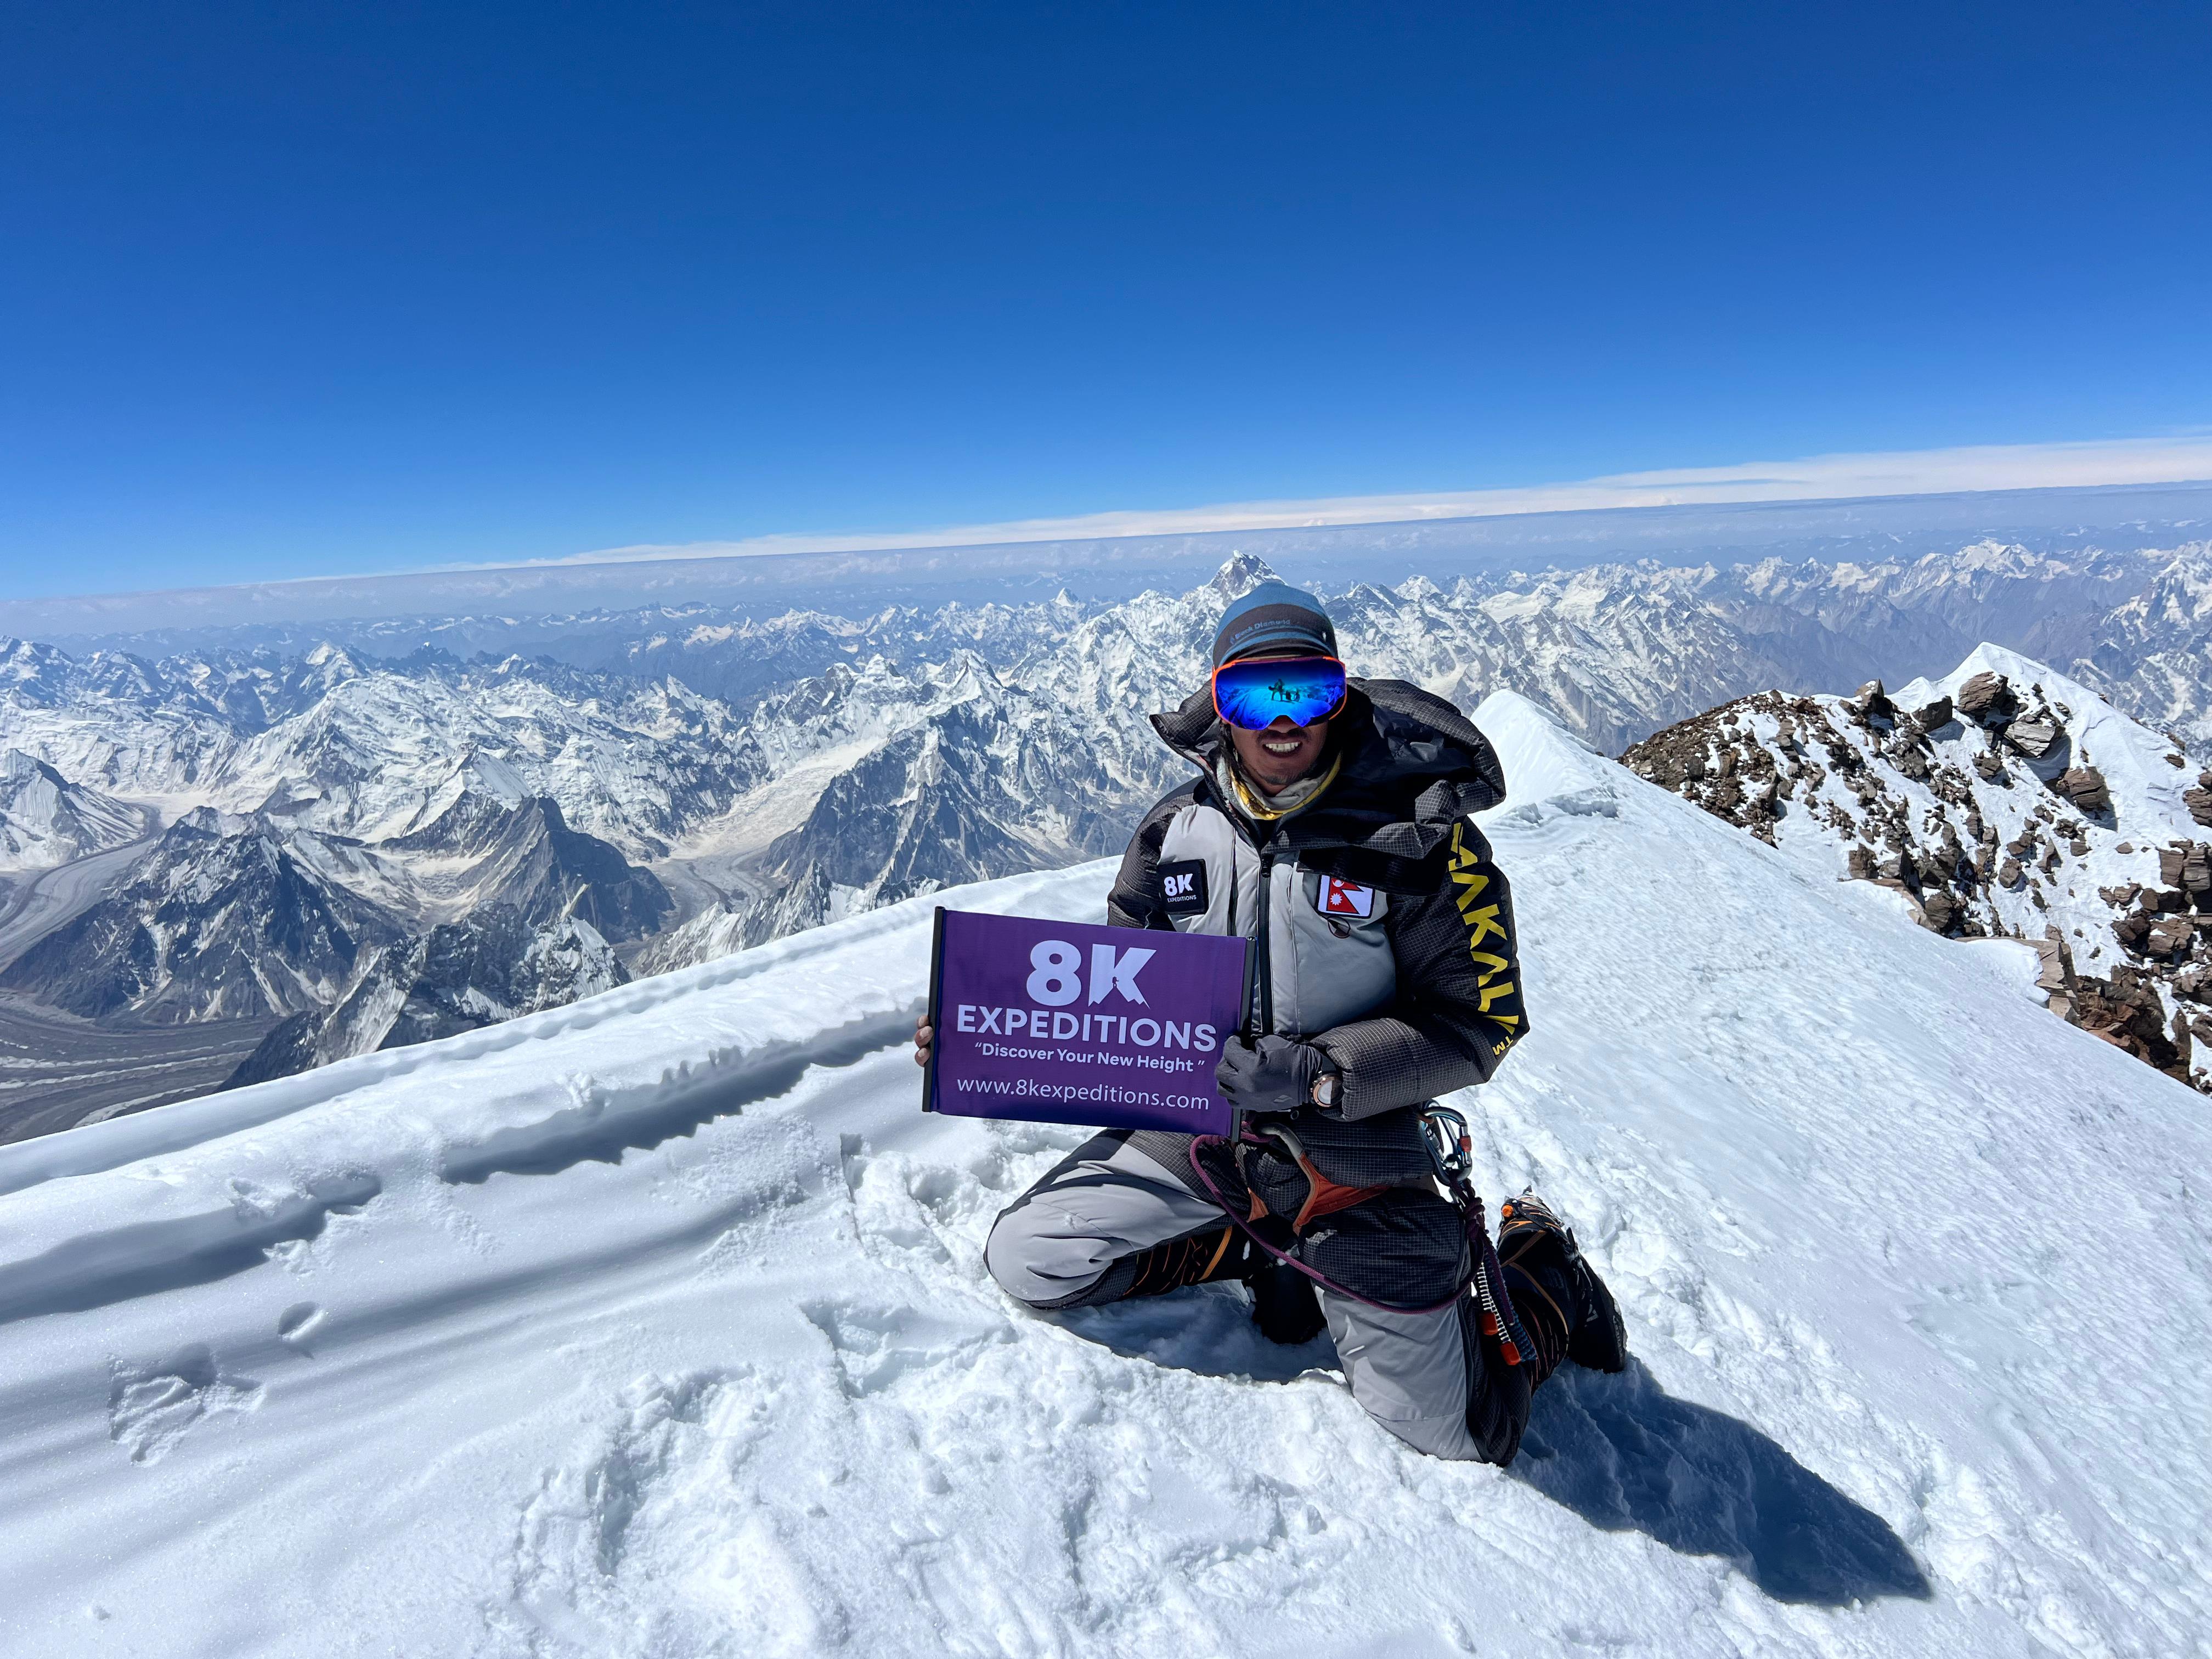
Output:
(1419, 1105), (1471, 1187)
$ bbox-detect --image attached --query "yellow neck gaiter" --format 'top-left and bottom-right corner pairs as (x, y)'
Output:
(1222, 751), (1342, 823)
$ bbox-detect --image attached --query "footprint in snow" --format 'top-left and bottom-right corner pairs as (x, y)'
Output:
(278, 1302), (330, 1354)
(107, 1345), (263, 1465)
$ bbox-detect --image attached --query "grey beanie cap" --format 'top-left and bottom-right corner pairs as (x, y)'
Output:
(1211, 581), (1338, 667)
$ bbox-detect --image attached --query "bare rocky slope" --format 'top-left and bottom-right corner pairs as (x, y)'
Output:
(1623, 644), (2212, 1090)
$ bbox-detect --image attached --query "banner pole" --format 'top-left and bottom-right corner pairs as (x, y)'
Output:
(921, 906), (946, 1112)
(1231, 933), (1253, 1141)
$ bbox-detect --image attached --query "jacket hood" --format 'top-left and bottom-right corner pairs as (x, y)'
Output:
(1150, 678), (1507, 893)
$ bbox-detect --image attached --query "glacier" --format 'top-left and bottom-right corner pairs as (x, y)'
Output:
(0, 691), (2205, 1657)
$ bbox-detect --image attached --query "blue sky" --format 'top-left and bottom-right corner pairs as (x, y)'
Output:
(2, 2), (2207, 598)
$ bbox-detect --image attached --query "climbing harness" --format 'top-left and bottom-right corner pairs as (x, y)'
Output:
(1184, 1103), (1536, 1365)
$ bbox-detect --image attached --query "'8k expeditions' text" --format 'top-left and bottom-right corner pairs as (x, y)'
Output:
(952, 1006), (1220, 1051)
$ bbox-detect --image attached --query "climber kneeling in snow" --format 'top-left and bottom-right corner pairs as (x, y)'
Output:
(915, 582), (1626, 1463)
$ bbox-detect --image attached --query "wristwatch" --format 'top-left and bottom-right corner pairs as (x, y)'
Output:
(1310, 1071), (1341, 1110)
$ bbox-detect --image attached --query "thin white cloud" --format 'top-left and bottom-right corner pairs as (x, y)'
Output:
(550, 435), (2212, 567)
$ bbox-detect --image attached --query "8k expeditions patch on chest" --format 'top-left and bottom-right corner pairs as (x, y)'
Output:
(1159, 859), (1210, 915)
(1316, 875), (1376, 918)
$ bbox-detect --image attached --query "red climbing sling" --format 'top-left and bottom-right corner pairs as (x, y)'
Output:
(1185, 1105), (1537, 1365)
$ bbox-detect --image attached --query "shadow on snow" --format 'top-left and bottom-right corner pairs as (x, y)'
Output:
(1514, 1358), (1933, 1607)
(1058, 1296), (1929, 1610)
(1056, 1281), (1336, 1384)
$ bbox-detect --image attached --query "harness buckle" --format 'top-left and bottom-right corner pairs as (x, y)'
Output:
(1250, 1121), (1386, 1234)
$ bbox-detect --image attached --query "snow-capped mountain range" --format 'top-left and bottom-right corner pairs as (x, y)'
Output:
(0, 639), (757, 857)
(0, 792), (665, 1060)
(7, 540), (2212, 1132)
(2, 691), (2203, 1656)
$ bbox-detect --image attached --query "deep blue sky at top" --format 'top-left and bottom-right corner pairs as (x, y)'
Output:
(2, 2), (2208, 596)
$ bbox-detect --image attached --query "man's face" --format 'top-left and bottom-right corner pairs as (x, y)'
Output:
(1223, 650), (1333, 794)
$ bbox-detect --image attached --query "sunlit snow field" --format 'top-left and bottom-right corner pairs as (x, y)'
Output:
(1, 693), (2205, 1657)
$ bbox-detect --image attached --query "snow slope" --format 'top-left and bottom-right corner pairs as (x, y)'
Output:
(1, 693), (2207, 1658)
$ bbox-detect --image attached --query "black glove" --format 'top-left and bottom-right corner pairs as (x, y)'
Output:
(1215, 1034), (1335, 1114)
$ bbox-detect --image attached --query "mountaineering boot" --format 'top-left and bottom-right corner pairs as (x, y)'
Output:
(1497, 1191), (1628, 1375)
(1247, 1259), (1327, 1345)
(1121, 1224), (1253, 1299)
(1116, 1224), (1325, 1344)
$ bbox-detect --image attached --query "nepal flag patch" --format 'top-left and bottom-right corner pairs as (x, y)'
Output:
(1317, 876), (1375, 918)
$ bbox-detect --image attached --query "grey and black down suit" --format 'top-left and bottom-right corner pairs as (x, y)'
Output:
(984, 678), (1539, 1462)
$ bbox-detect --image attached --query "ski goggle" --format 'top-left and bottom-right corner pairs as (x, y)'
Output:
(1211, 654), (1348, 730)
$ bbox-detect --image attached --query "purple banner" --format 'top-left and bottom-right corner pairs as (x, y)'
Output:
(924, 909), (1248, 1134)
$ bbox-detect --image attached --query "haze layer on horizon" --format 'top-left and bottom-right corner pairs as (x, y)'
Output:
(7, 475), (2208, 651)
(563, 437), (2212, 567)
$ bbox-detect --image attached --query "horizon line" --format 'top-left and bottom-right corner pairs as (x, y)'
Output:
(538, 435), (2212, 571)
(7, 435), (2212, 614)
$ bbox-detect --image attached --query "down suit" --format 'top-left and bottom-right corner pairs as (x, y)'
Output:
(984, 676), (1542, 1462)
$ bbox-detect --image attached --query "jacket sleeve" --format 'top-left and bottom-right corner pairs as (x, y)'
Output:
(1105, 789), (1187, 930)
(1310, 819), (1526, 1120)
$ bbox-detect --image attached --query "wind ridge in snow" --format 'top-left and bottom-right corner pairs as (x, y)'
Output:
(0, 695), (2207, 1656)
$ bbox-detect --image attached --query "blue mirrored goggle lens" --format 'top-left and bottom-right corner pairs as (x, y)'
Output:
(1212, 657), (1347, 729)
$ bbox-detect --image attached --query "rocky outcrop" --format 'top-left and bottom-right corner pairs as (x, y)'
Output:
(2069, 966), (2190, 1081)
(1625, 648), (2212, 1093)
(2185, 845), (2212, 904)
(2057, 766), (2112, 817)
(2005, 713), (2066, 763)
(1956, 670), (2021, 723)
(2145, 916), (2199, 958)
(1621, 694), (1808, 847)
(2032, 932), (2076, 1020)
(2187, 775), (2212, 828)
(1848, 681), (1897, 727)
(2152, 843), (2212, 907)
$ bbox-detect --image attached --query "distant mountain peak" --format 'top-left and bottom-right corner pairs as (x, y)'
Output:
(0, 748), (149, 872)
(1207, 552), (1280, 599)
(1, 747), (62, 784)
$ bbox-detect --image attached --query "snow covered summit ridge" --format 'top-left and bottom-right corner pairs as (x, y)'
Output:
(1, 692), (2208, 1656)
(1624, 641), (2212, 1088)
